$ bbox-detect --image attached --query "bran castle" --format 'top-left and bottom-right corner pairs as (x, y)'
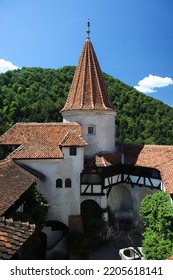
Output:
(0, 28), (173, 244)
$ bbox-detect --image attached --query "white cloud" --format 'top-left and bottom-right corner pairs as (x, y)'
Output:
(134, 74), (173, 93)
(0, 58), (19, 73)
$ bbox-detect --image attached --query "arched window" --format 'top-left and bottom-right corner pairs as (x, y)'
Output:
(65, 178), (72, 188)
(56, 178), (62, 188)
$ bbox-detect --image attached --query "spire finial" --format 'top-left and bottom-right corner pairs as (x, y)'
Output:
(87, 19), (90, 38)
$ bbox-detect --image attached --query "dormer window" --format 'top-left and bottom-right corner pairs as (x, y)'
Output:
(88, 125), (96, 135)
(70, 147), (77, 156)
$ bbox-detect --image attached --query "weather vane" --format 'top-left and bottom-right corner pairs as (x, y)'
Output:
(87, 19), (90, 38)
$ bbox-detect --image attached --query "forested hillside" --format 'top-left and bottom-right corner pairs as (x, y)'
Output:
(0, 66), (173, 145)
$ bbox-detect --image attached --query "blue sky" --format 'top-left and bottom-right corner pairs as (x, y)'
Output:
(0, 0), (173, 106)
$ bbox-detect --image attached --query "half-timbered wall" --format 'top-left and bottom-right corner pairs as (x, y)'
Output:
(80, 164), (163, 224)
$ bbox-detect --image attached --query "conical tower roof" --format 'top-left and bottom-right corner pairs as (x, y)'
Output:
(61, 38), (115, 112)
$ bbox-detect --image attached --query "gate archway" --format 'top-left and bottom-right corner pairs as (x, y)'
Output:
(107, 184), (133, 211)
(107, 184), (134, 229)
(81, 199), (104, 235)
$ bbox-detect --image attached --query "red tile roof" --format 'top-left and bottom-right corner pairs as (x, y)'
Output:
(60, 129), (87, 147)
(88, 151), (121, 167)
(0, 159), (36, 215)
(61, 38), (115, 112)
(0, 122), (86, 159)
(9, 143), (64, 159)
(0, 217), (35, 259)
(123, 144), (173, 168)
(159, 161), (173, 194)
(123, 144), (173, 194)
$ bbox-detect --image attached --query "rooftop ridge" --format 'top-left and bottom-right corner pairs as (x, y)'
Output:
(12, 122), (80, 126)
(0, 217), (36, 231)
(60, 129), (75, 145)
(60, 129), (87, 147)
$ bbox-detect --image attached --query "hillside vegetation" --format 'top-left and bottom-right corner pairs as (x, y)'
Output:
(0, 66), (173, 145)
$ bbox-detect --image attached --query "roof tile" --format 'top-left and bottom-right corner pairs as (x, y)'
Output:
(0, 122), (86, 159)
(61, 38), (115, 112)
(0, 159), (36, 215)
(0, 217), (35, 259)
(60, 129), (87, 147)
(123, 144), (173, 194)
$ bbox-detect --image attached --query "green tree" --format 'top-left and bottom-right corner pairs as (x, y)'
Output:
(140, 191), (173, 259)
(0, 66), (173, 144)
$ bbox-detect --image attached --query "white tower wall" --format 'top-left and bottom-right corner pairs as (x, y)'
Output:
(63, 110), (116, 157)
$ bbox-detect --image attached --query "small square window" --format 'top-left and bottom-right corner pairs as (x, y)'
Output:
(88, 126), (94, 134)
(70, 147), (77, 156)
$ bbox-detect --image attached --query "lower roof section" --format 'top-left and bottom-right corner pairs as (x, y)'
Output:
(0, 217), (35, 260)
(0, 159), (36, 215)
(0, 122), (86, 159)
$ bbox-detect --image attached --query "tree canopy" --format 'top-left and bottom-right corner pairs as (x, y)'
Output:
(140, 191), (173, 259)
(0, 66), (173, 145)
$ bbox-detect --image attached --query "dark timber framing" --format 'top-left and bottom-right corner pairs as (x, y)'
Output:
(80, 164), (162, 196)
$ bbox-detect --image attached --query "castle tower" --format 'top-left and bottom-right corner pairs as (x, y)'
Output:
(61, 25), (116, 157)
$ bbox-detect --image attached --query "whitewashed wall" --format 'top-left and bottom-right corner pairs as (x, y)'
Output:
(16, 147), (84, 226)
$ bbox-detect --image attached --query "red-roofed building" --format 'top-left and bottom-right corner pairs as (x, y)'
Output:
(0, 122), (87, 227)
(0, 25), (173, 245)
